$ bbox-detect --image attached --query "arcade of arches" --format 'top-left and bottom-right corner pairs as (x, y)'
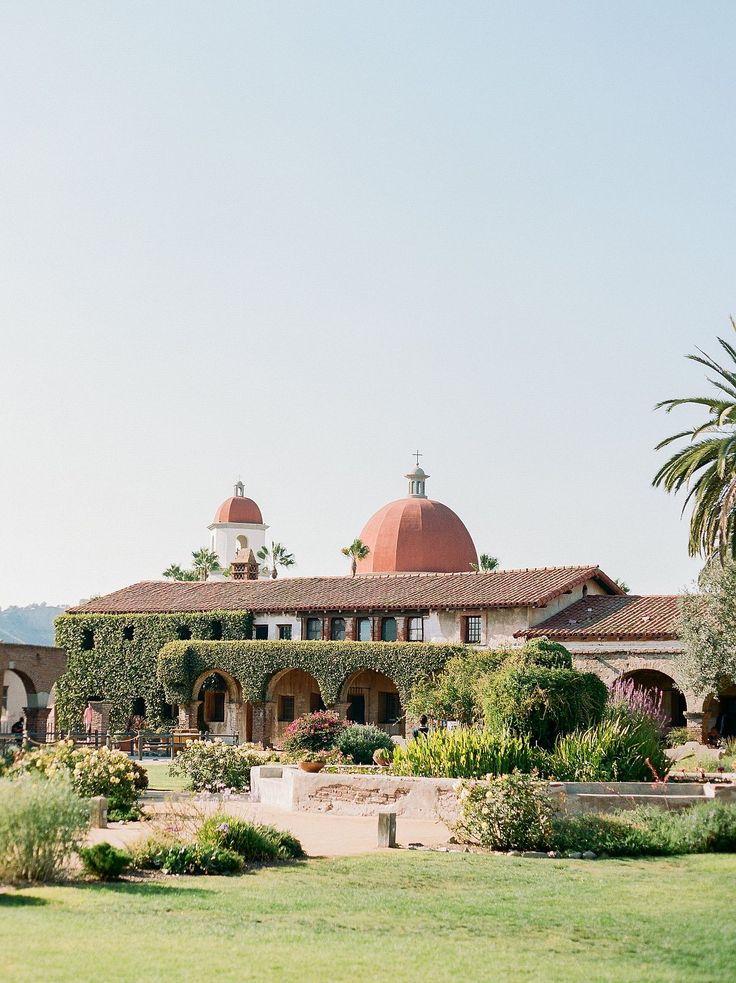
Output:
(177, 666), (405, 747)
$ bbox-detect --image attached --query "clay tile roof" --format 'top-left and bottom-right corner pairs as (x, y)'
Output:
(66, 565), (622, 616)
(518, 594), (682, 641)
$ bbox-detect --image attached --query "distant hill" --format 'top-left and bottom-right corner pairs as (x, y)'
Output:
(0, 604), (68, 646)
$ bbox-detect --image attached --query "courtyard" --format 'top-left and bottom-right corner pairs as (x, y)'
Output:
(2, 851), (733, 982)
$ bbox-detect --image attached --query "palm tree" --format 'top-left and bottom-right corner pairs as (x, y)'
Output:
(654, 323), (736, 559)
(341, 538), (370, 576)
(470, 553), (500, 573)
(162, 563), (198, 581)
(257, 543), (295, 579)
(191, 548), (222, 581)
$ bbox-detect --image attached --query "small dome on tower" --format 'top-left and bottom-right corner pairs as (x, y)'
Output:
(213, 480), (263, 525)
(356, 460), (477, 574)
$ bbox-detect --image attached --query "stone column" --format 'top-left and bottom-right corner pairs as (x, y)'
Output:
(396, 617), (408, 642)
(322, 616), (330, 641)
(23, 706), (51, 740)
(373, 617), (382, 641)
(684, 710), (705, 742)
(89, 700), (113, 734)
(330, 701), (351, 721)
(345, 618), (356, 641)
(251, 700), (277, 747)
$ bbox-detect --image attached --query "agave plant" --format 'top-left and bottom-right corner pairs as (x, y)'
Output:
(654, 323), (736, 559)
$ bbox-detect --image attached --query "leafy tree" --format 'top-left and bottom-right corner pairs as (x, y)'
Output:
(615, 578), (631, 594)
(162, 563), (197, 581)
(470, 553), (500, 573)
(679, 559), (736, 693)
(654, 323), (736, 559)
(341, 538), (370, 576)
(257, 543), (295, 579)
(163, 548), (220, 582)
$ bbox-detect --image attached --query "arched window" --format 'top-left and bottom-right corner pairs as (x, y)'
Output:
(198, 673), (227, 724)
(306, 618), (322, 640)
(331, 618), (346, 641)
(123, 625), (134, 642)
(381, 617), (397, 642)
(236, 534), (248, 550)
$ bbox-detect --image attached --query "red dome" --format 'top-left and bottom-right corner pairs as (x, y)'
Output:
(213, 496), (263, 525)
(356, 497), (478, 574)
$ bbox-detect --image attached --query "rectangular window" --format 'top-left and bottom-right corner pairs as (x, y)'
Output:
(379, 691), (401, 724)
(407, 617), (423, 642)
(310, 692), (325, 713)
(254, 625), (269, 640)
(306, 618), (322, 640)
(278, 695), (295, 722)
(465, 616), (482, 644)
(331, 618), (346, 641)
(381, 617), (397, 642)
(204, 691), (225, 723)
(357, 617), (372, 641)
(278, 624), (292, 640)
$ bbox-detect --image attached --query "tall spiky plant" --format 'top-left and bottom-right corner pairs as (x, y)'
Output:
(257, 543), (295, 579)
(470, 553), (500, 573)
(654, 322), (736, 559)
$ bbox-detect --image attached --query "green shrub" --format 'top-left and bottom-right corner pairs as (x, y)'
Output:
(521, 639), (573, 670)
(160, 842), (243, 875)
(672, 801), (736, 853)
(130, 832), (181, 870)
(80, 842), (131, 880)
(454, 772), (558, 851)
(199, 814), (305, 861)
(407, 649), (511, 724)
(551, 813), (664, 857)
(0, 744), (17, 777)
(391, 727), (540, 779)
(548, 713), (668, 782)
(0, 774), (89, 883)
(480, 662), (608, 749)
(336, 724), (394, 765)
(282, 711), (346, 754)
(170, 740), (272, 792)
(665, 727), (692, 749)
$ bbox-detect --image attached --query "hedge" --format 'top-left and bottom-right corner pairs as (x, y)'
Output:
(54, 611), (253, 730)
(157, 640), (463, 707)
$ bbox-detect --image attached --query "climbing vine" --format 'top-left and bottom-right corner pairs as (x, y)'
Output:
(157, 639), (464, 707)
(54, 611), (253, 730)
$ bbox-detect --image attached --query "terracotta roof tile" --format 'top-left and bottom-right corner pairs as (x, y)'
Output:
(67, 565), (621, 616)
(519, 595), (682, 641)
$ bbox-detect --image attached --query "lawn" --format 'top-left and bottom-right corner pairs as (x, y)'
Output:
(141, 760), (188, 792)
(1, 852), (733, 982)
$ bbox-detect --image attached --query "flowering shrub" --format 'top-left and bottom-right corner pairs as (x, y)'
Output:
(282, 711), (346, 754)
(10, 740), (146, 815)
(454, 772), (559, 851)
(170, 739), (273, 792)
(608, 677), (669, 738)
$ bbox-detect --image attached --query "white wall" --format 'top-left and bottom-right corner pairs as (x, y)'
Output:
(209, 522), (268, 568)
(250, 614), (303, 641)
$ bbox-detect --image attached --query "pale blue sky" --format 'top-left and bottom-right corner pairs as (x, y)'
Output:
(1, 2), (734, 606)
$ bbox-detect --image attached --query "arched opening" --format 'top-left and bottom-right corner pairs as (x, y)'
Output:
(704, 683), (736, 739)
(618, 669), (686, 728)
(236, 534), (248, 551)
(193, 669), (249, 740)
(340, 669), (403, 736)
(267, 668), (324, 746)
(1, 669), (31, 732)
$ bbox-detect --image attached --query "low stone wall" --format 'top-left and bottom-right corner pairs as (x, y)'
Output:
(250, 767), (736, 820)
(251, 766), (461, 821)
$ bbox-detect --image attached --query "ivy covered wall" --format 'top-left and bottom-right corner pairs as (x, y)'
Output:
(157, 639), (464, 707)
(54, 611), (253, 729)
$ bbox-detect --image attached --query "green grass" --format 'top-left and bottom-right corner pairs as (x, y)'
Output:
(140, 761), (188, 792)
(1, 852), (734, 981)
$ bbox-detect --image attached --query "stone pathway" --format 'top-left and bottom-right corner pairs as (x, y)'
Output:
(89, 798), (452, 858)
